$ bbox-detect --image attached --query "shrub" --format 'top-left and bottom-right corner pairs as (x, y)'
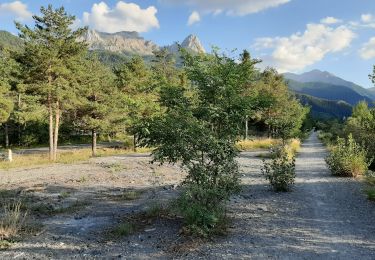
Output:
(365, 171), (375, 201)
(0, 201), (27, 241)
(175, 184), (228, 237)
(261, 146), (296, 192)
(325, 134), (372, 177)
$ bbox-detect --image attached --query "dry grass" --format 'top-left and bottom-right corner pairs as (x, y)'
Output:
(236, 138), (281, 151)
(285, 139), (301, 158)
(0, 201), (27, 241)
(0, 147), (152, 170)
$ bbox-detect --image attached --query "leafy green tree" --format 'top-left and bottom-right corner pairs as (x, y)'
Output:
(16, 5), (87, 160)
(255, 69), (309, 140)
(138, 50), (260, 236)
(115, 56), (161, 150)
(345, 101), (375, 169)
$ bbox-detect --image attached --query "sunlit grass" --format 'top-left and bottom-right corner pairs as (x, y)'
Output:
(285, 138), (301, 158)
(0, 147), (152, 170)
(236, 138), (281, 151)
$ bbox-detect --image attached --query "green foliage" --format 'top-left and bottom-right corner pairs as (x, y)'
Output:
(0, 50), (16, 124)
(139, 50), (259, 236)
(287, 79), (373, 106)
(325, 134), (371, 177)
(344, 101), (375, 170)
(112, 222), (134, 237)
(255, 69), (309, 140)
(175, 184), (228, 237)
(365, 171), (375, 201)
(0, 31), (23, 51)
(16, 4), (88, 159)
(296, 93), (352, 120)
(261, 146), (296, 192)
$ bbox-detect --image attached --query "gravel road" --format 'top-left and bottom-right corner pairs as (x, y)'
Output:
(187, 132), (375, 259)
(1, 132), (374, 259)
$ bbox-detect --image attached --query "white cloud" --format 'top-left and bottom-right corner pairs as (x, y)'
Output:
(0, 1), (32, 20)
(254, 23), (355, 72)
(361, 14), (373, 23)
(187, 11), (200, 26)
(320, 17), (342, 24)
(161, 0), (291, 16)
(83, 1), (159, 33)
(359, 37), (375, 59)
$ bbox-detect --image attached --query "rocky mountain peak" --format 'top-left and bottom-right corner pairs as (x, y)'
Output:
(80, 29), (206, 56)
(80, 29), (158, 56)
(181, 34), (205, 53)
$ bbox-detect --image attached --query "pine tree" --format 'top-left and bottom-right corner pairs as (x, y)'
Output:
(75, 56), (120, 156)
(16, 5), (87, 160)
(0, 49), (16, 146)
(115, 56), (161, 151)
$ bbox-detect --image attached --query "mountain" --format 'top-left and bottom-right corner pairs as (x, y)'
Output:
(0, 30), (23, 50)
(287, 79), (373, 106)
(284, 69), (375, 100)
(370, 87), (375, 94)
(295, 93), (352, 119)
(167, 34), (205, 54)
(80, 29), (158, 56)
(81, 30), (205, 57)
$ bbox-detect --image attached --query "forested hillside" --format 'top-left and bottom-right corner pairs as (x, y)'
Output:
(295, 93), (352, 119)
(0, 30), (23, 50)
(287, 79), (373, 106)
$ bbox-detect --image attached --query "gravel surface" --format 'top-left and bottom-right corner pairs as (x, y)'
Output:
(1, 132), (375, 259)
(186, 132), (375, 259)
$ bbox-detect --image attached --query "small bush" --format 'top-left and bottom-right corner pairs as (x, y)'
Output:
(365, 171), (375, 201)
(261, 146), (296, 192)
(325, 134), (372, 177)
(175, 184), (228, 237)
(112, 222), (135, 237)
(0, 201), (27, 241)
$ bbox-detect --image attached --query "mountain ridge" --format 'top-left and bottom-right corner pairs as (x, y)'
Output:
(80, 29), (206, 56)
(284, 69), (375, 100)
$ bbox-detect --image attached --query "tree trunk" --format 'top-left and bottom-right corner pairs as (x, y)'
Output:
(133, 134), (137, 152)
(17, 93), (21, 146)
(92, 129), (97, 157)
(48, 94), (54, 161)
(4, 123), (9, 148)
(245, 115), (248, 140)
(53, 101), (60, 161)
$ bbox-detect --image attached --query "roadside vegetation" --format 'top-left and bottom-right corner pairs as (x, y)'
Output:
(0, 147), (151, 170)
(1, 4), (310, 242)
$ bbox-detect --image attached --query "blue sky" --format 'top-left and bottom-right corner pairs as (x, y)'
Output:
(1, 0), (375, 88)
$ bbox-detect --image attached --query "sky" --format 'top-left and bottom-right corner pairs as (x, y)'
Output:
(1, 0), (375, 88)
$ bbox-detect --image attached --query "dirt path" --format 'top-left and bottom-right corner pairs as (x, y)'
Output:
(1, 133), (375, 259)
(187, 132), (375, 259)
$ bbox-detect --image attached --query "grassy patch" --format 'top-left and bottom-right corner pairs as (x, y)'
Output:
(59, 191), (71, 199)
(365, 188), (375, 201)
(0, 201), (27, 241)
(365, 171), (375, 201)
(145, 203), (166, 218)
(112, 222), (135, 237)
(285, 139), (301, 158)
(100, 162), (124, 173)
(108, 203), (171, 239)
(0, 147), (152, 170)
(109, 190), (144, 201)
(30, 200), (89, 216)
(236, 138), (281, 151)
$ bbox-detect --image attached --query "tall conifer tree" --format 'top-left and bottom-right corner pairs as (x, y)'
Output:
(16, 5), (87, 160)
